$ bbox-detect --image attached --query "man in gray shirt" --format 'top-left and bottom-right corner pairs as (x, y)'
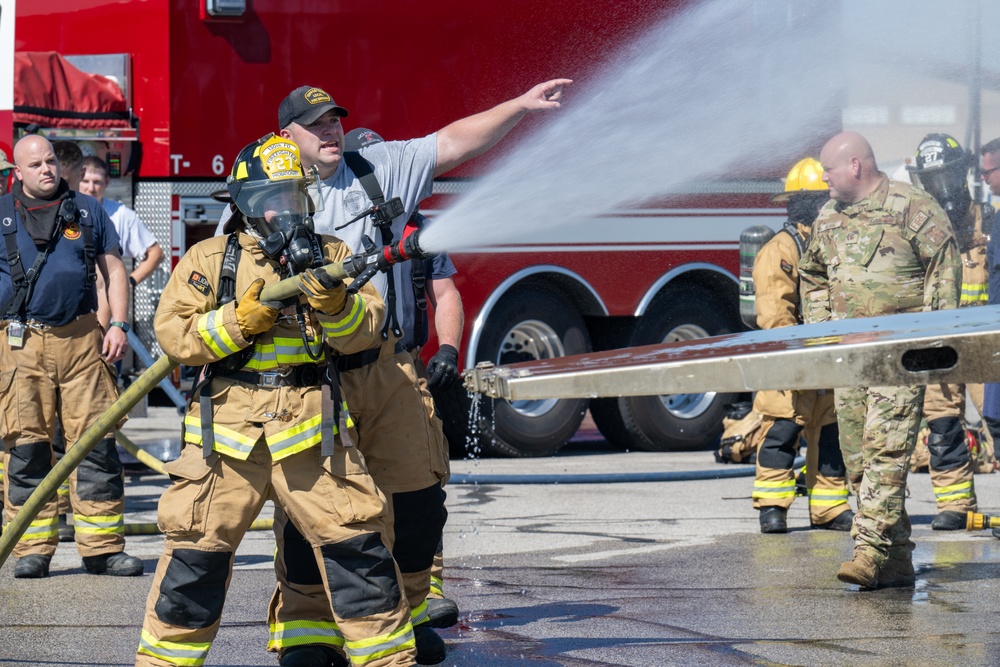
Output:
(268, 80), (570, 666)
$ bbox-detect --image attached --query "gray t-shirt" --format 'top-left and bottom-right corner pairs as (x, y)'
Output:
(312, 134), (437, 333)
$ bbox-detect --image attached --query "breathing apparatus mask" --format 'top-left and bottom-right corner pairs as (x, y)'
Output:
(227, 134), (325, 273)
(907, 133), (972, 225)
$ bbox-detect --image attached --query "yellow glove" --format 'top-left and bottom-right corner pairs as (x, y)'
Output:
(235, 278), (280, 337)
(300, 268), (347, 315)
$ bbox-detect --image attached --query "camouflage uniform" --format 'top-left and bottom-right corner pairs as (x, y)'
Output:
(799, 174), (961, 567)
(920, 203), (991, 516)
(751, 221), (850, 526)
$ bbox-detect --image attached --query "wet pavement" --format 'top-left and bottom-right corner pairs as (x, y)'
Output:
(3, 407), (1000, 666)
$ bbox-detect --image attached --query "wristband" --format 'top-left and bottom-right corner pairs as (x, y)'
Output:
(110, 321), (131, 333)
(129, 276), (137, 287)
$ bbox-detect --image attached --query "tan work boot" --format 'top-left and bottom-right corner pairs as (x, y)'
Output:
(877, 557), (915, 588)
(837, 551), (879, 588)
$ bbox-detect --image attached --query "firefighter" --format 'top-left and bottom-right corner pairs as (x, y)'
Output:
(751, 157), (852, 533)
(908, 133), (985, 531)
(135, 135), (417, 667)
(266, 81), (570, 665)
(0, 134), (140, 579)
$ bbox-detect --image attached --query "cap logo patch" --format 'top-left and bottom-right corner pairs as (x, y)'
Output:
(304, 88), (332, 105)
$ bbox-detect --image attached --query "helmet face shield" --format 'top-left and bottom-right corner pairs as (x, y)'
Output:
(234, 177), (320, 238)
(907, 133), (971, 221)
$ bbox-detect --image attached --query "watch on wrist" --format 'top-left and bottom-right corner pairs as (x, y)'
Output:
(129, 276), (137, 287)
(110, 321), (130, 333)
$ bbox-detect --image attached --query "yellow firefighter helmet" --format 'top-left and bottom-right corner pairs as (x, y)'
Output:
(771, 157), (828, 202)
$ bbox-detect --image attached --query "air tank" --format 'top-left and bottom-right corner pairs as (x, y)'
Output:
(738, 225), (776, 329)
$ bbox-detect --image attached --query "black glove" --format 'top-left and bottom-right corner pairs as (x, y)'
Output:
(426, 344), (459, 390)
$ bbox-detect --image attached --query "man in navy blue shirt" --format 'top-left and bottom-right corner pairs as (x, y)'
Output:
(0, 135), (142, 579)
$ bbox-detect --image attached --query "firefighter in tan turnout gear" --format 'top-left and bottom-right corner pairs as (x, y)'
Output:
(751, 158), (853, 533)
(908, 133), (986, 530)
(135, 135), (418, 667)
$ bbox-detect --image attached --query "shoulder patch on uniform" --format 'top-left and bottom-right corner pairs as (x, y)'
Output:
(923, 223), (948, 247)
(818, 219), (842, 233)
(907, 211), (929, 233)
(780, 259), (794, 275)
(188, 271), (211, 296)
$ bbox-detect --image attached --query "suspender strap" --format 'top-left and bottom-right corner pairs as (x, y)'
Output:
(342, 150), (402, 339)
(411, 258), (428, 348)
(199, 232), (245, 456)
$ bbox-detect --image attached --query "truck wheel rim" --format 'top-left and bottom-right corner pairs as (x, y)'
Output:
(658, 323), (717, 419)
(497, 319), (562, 417)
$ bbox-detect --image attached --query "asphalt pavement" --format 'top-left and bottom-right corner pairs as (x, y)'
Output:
(3, 407), (1000, 666)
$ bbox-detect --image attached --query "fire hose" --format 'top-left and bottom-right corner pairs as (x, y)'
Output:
(0, 232), (429, 568)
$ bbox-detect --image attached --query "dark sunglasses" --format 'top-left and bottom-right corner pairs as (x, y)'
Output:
(0, 168), (10, 178)
(982, 166), (1000, 180)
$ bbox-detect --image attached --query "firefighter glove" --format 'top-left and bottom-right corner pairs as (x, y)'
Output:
(300, 268), (347, 315)
(235, 278), (280, 337)
(427, 344), (460, 390)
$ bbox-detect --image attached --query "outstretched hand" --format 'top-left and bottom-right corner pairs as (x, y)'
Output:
(520, 79), (573, 112)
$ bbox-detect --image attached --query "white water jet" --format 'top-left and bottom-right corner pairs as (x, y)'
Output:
(419, 0), (997, 254)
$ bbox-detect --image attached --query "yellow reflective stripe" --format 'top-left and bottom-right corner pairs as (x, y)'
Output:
(429, 575), (444, 597)
(267, 619), (344, 650)
(342, 401), (355, 429)
(752, 479), (796, 499)
(245, 338), (323, 369)
(183, 415), (256, 460)
(138, 628), (210, 667)
(197, 309), (241, 358)
(410, 599), (430, 627)
(346, 621), (415, 665)
(322, 295), (364, 338)
(268, 414), (322, 461)
(20, 516), (57, 542)
(73, 513), (124, 535)
(961, 282), (987, 305)
(57, 480), (70, 498)
(934, 480), (974, 502)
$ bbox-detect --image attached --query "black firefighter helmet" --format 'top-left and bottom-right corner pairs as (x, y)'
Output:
(907, 133), (972, 224)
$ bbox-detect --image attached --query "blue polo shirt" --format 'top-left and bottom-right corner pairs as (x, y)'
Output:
(0, 192), (120, 326)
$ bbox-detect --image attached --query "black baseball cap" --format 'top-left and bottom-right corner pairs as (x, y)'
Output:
(278, 86), (349, 129)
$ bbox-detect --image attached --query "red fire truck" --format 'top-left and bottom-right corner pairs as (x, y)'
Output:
(4, 0), (802, 458)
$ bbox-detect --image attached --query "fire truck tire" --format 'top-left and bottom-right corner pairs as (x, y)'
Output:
(591, 287), (740, 452)
(438, 283), (592, 458)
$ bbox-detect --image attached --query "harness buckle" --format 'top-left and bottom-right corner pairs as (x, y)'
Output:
(258, 368), (292, 387)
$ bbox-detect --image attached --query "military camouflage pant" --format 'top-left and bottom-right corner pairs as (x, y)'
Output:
(835, 385), (925, 564)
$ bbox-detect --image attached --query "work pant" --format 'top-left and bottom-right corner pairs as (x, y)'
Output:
(136, 441), (416, 667)
(269, 338), (450, 652)
(0, 315), (126, 558)
(922, 383), (976, 513)
(751, 388), (849, 524)
(835, 384), (924, 565)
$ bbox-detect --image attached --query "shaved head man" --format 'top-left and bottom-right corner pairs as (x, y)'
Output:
(818, 131), (881, 205)
(799, 131), (961, 590)
(13, 135), (61, 199)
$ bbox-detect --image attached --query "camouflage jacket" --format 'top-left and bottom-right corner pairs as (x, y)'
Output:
(799, 173), (961, 322)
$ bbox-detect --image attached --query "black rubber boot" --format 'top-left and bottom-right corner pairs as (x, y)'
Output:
(930, 510), (967, 531)
(415, 624), (446, 665)
(57, 514), (75, 543)
(14, 554), (52, 579)
(82, 551), (144, 576)
(279, 645), (348, 667)
(759, 506), (787, 534)
(427, 596), (459, 628)
(812, 510), (853, 531)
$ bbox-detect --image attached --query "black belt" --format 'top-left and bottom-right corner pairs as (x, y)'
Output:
(222, 365), (325, 388)
(336, 341), (404, 372)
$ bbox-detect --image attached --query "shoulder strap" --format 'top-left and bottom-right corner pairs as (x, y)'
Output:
(0, 197), (23, 317)
(343, 150), (386, 206)
(342, 149), (401, 339)
(73, 194), (97, 288)
(780, 222), (806, 258)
